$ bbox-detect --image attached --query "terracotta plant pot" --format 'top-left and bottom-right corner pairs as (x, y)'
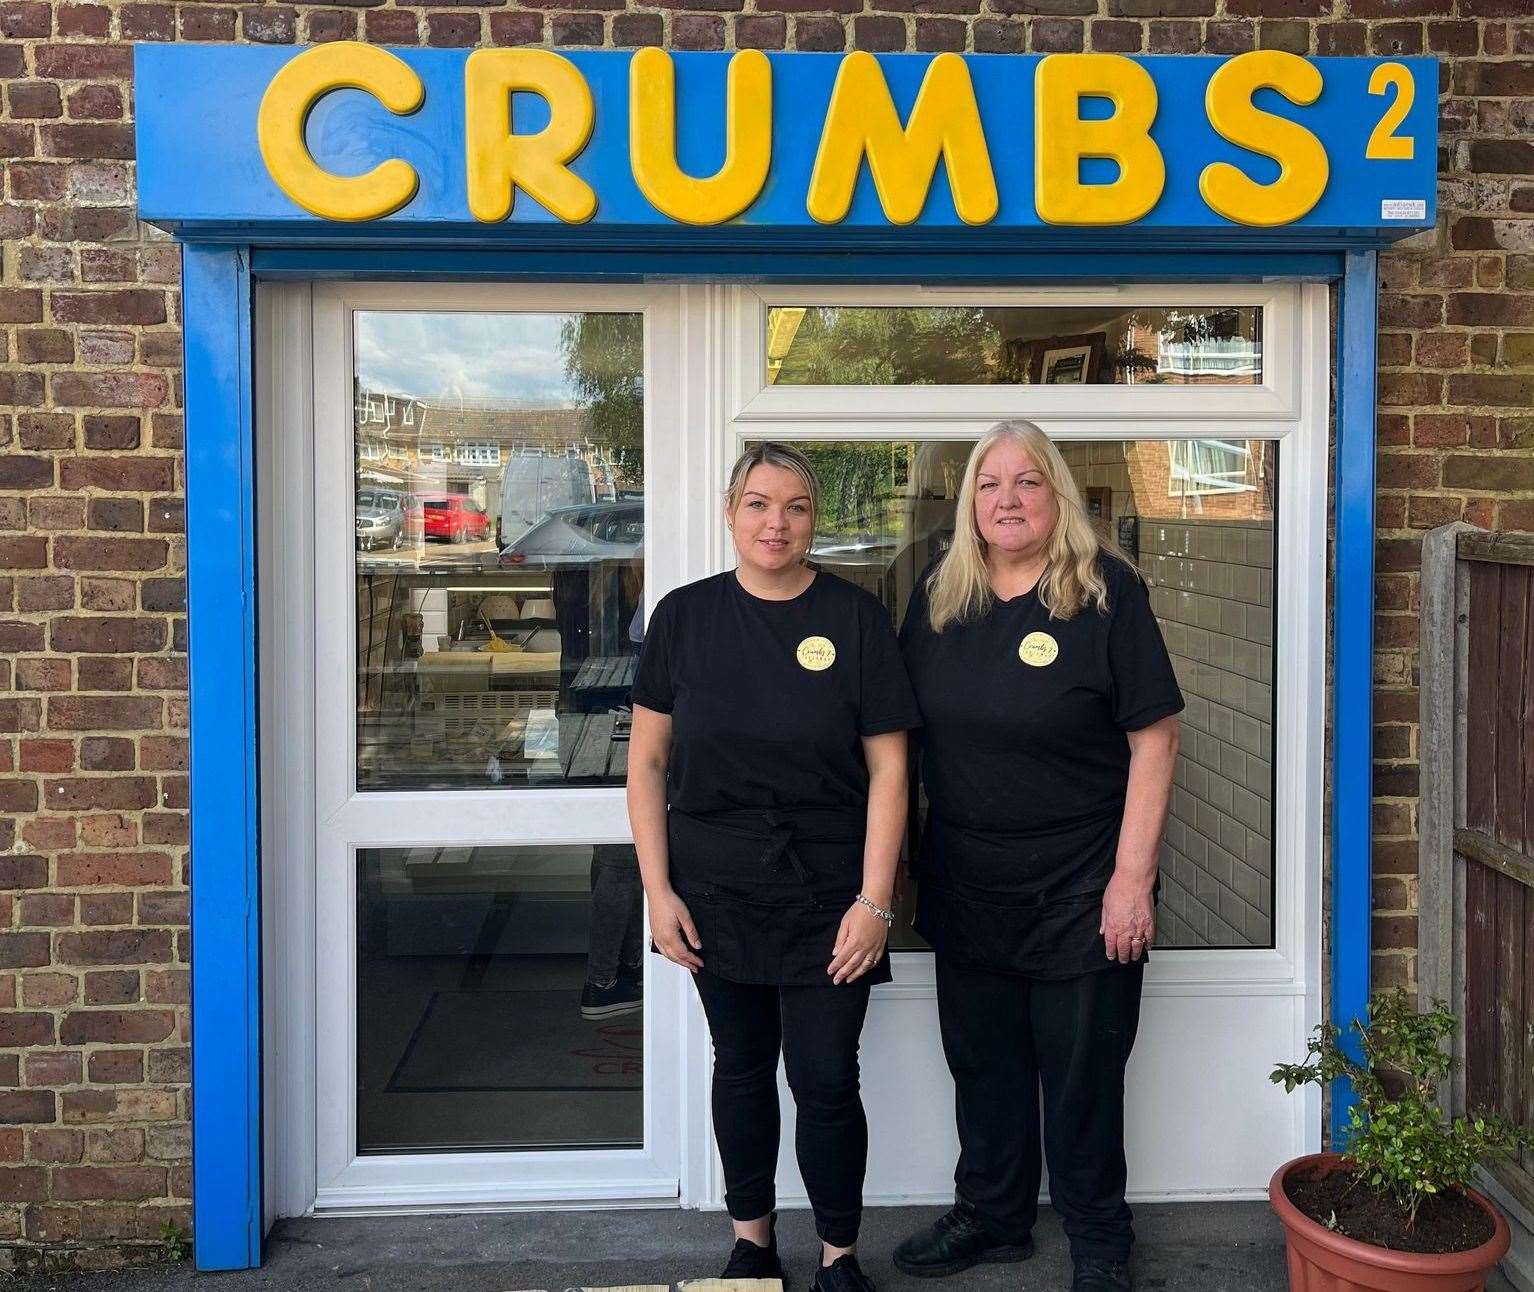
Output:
(1270, 1152), (1511, 1292)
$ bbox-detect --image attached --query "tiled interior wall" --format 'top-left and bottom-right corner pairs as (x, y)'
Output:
(1142, 519), (1275, 948)
(1062, 442), (1275, 948)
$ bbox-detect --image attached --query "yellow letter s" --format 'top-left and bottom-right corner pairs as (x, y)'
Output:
(1200, 51), (1328, 227)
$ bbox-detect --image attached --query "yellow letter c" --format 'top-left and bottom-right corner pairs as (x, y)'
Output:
(258, 42), (424, 222)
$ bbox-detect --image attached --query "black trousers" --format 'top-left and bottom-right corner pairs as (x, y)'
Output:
(935, 956), (1145, 1262)
(692, 969), (873, 1247)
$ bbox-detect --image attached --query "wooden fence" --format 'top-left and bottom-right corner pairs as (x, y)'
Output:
(1420, 526), (1534, 1290)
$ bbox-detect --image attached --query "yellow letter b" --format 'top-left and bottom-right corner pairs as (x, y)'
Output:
(1035, 54), (1164, 226)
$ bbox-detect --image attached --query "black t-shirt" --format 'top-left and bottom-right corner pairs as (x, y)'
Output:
(899, 555), (1184, 977)
(632, 570), (922, 815)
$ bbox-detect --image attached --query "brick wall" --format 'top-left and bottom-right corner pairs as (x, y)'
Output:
(1, 0), (1532, 1268)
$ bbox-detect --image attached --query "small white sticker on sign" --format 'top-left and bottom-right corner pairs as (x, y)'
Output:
(1382, 199), (1427, 221)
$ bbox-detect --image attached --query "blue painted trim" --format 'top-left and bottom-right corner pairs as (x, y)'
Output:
(250, 247), (1345, 283)
(1330, 248), (1377, 1147)
(183, 243), (263, 1270)
(178, 236), (1366, 1253)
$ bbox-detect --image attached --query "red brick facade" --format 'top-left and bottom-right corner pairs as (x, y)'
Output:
(1, 0), (1533, 1268)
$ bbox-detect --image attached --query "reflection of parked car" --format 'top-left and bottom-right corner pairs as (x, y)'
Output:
(496, 454), (595, 550)
(355, 489), (406, 550)
(409, 493), (491, 545)
(809, 534), (900, 569)
(499, 502), (643, 567)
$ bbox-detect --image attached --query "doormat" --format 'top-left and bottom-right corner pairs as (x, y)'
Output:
(387, 990), (642, 1094)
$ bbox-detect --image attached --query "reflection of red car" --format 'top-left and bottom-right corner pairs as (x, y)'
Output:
(409, 493), (491, 544)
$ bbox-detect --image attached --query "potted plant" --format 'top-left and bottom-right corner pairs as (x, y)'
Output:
(1269, 990), (1532, 1292)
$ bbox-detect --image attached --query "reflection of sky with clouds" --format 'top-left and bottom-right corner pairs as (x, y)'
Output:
(355, 312), (579, 405)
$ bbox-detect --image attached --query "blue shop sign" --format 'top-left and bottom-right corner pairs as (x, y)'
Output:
(135, 45), (1437, 242)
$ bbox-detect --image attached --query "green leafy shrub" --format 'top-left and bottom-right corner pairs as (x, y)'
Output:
(1271, 989), (1534, 1227)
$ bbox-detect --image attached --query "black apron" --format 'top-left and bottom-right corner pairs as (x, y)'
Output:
(660, 805), (892, 988)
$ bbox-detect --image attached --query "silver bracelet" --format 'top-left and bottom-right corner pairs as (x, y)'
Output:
(855, 894), (895, 927)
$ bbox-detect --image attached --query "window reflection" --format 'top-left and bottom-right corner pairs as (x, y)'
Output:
(762, 439), (1277, 951)
(765, 305), (1262, 386)
(353, 312), (644, 792)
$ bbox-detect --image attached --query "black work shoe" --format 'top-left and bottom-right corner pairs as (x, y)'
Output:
(891, 1201), (1034, 1278)
(812, 1253), (875, 1292)
(1072, 1256), (1132, 1292)
(721, 1214), (786, 1285)
(579, 976), (642, 1021)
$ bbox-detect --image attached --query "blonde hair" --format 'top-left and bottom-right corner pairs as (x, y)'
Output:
(925, 420), (1138, 632)
(725, 442), (820, 529)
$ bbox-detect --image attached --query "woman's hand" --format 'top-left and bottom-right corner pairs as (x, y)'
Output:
(828, 902), (889, 984)
(1100, 872), (1155, 963)
(649, 887), (703, 972)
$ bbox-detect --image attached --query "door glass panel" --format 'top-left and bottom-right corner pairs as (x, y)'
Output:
(772, 439), (1277, 950)
(765, 305), (1263, 386)
(357, 843), (644, 1153)
(353, 311), (644, 791)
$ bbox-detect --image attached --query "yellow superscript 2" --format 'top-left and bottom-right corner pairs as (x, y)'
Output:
(257, 45), (1379, 228)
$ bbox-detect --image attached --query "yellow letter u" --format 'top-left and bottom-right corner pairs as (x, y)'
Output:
(631, 48), (771, 225)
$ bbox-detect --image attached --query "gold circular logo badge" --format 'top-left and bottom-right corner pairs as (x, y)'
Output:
(1018, 631), (1059, 667)
(796, 635), (837, 672)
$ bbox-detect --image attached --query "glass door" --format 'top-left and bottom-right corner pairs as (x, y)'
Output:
(308, 283), (687, 1209)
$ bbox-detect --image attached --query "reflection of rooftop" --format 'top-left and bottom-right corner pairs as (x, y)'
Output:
(419, 403), (592, 444)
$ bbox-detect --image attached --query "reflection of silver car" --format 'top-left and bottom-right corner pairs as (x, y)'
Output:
(810, 534), (899, 569)
(498, 502), (643, 568)
(356, 489), (405, 550)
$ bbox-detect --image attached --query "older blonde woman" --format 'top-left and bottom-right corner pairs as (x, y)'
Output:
(893, 422), (1182, 1292)
(628, 442), (920, 1292)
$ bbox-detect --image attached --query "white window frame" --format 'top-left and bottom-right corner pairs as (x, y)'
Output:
(709, 282), (1326, 1204)
(730, 284), (1297, 426)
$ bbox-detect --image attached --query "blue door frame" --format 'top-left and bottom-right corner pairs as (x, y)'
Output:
(183, 242), (1377, 1270)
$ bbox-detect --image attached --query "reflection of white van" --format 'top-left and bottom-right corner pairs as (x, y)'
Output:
(495, 454), (595, 550)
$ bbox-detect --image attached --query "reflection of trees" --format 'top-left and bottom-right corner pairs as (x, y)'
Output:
(560, 314), (645, 474)
(800, 443), (912, 538)
(780, 307), (1004, 384)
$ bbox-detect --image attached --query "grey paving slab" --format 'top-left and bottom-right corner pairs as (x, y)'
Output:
(6, 1204), (1289, 1292)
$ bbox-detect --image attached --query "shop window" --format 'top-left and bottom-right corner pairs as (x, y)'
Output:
(357, 843), (643, 1154)
(764, 305), (1263, 387)
(766, 439), (1277, 952)
(353, 310), (645, 793)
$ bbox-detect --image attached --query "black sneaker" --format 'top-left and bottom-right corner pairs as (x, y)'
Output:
(892, 1200), (1034, 1278)
(811, 1253), (874, 1292)
(721, 1214), (786, 1285)
(1072, 1256), (1131, 1292)
(579, 976), (642, 1020)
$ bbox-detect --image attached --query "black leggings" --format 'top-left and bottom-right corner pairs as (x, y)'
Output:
(692, 970), (873, 1247)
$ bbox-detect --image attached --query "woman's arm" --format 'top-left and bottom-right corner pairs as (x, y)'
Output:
(1101, 714), (1181, 964)
(828, 729), (908, 984)
(627, 703), (703, 972)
